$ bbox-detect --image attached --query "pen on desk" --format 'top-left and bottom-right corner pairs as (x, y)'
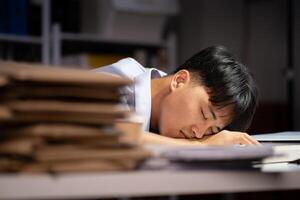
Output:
(288, 158), (300, 164)
(254, 158), (300, 165)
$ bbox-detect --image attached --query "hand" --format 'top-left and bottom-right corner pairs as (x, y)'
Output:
(198, 130), (260, 146)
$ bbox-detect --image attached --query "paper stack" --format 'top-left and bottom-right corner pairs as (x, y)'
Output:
(0, 61), (151, 173)
(142, 145), (274, 170)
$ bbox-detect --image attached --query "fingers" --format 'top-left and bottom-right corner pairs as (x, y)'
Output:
(242, 133), (261, 145)
(197, 130), (261, 146)
(218, 130), (261, 146)
(231, 131), (261, 146)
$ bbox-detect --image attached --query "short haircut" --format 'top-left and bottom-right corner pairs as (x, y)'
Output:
(174, 45), (258, 132)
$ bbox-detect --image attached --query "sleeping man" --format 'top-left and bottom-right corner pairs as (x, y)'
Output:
(93, 46), (259, 146)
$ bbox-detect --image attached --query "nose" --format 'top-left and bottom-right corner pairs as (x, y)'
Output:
(191, 125), (206, 139)
(191, 117), (217, 138)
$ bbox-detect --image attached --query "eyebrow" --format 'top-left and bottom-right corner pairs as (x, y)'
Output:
(201, 108), (208, 119)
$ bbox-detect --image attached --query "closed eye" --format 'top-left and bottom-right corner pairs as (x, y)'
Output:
(201, 108), (208, 120)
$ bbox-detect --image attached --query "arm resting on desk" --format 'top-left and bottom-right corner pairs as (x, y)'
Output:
(115, 121), (259, 146)
(140, 130), (260, 146)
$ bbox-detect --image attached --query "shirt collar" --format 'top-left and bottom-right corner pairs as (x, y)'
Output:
(134, 68), (166, 131)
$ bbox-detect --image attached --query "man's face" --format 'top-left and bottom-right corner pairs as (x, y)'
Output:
(158, 70), (233, 139)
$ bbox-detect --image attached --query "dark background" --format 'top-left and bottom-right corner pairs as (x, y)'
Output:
(1, 0), (300, 135)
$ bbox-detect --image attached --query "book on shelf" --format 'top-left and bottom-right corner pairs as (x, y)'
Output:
(0, 0), (28, 35)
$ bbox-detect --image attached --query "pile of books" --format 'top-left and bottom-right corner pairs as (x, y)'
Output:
(0, 61), (151, 173)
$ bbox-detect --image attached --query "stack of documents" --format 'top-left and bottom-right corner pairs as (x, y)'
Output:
(142, 145), (274, 170)
(256, 144), (300, 172)
(253, 131), (300, 142)
(0, 62), (151, 173)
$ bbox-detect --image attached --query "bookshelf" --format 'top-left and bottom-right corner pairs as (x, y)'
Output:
(51, 24), (168, 69)
(0, 34), (41, 44)
(0, 0), (177, 72)
(0, 0), (50, 64)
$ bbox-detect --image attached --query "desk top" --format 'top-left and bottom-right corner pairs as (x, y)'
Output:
(1, 166), (300, 200)
(1, 144), (300, 199)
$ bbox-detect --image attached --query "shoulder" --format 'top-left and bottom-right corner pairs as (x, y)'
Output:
(92, 57), (147, 80)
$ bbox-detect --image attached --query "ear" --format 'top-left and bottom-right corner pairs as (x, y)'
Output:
(170, 70), (191, 91)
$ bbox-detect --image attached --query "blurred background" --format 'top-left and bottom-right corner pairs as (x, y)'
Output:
(0, 0), (299, 135)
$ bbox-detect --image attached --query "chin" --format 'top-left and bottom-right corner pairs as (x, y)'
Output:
(158, 126), (169, 137)
(159, 119), (177, 138)
(159, 128), (178, 138)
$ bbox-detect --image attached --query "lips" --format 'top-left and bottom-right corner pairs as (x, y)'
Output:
(180, 130), (193, 139)
(179, 130), (186, 138)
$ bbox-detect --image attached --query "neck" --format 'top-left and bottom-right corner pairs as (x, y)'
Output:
(150, 76), (172, 132)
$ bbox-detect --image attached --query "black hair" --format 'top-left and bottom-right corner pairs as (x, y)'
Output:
(174, 45), (258, 132)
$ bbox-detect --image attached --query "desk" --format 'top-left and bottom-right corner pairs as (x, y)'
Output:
(1, 144), (300, 200)
(1, 167), (300, 200)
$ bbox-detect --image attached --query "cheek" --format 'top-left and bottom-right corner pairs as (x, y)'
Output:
(158, 95), (182, 137)
(158, 93), (199, 138)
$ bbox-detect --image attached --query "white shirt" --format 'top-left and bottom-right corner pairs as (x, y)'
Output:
(93, 57), (167, 131)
